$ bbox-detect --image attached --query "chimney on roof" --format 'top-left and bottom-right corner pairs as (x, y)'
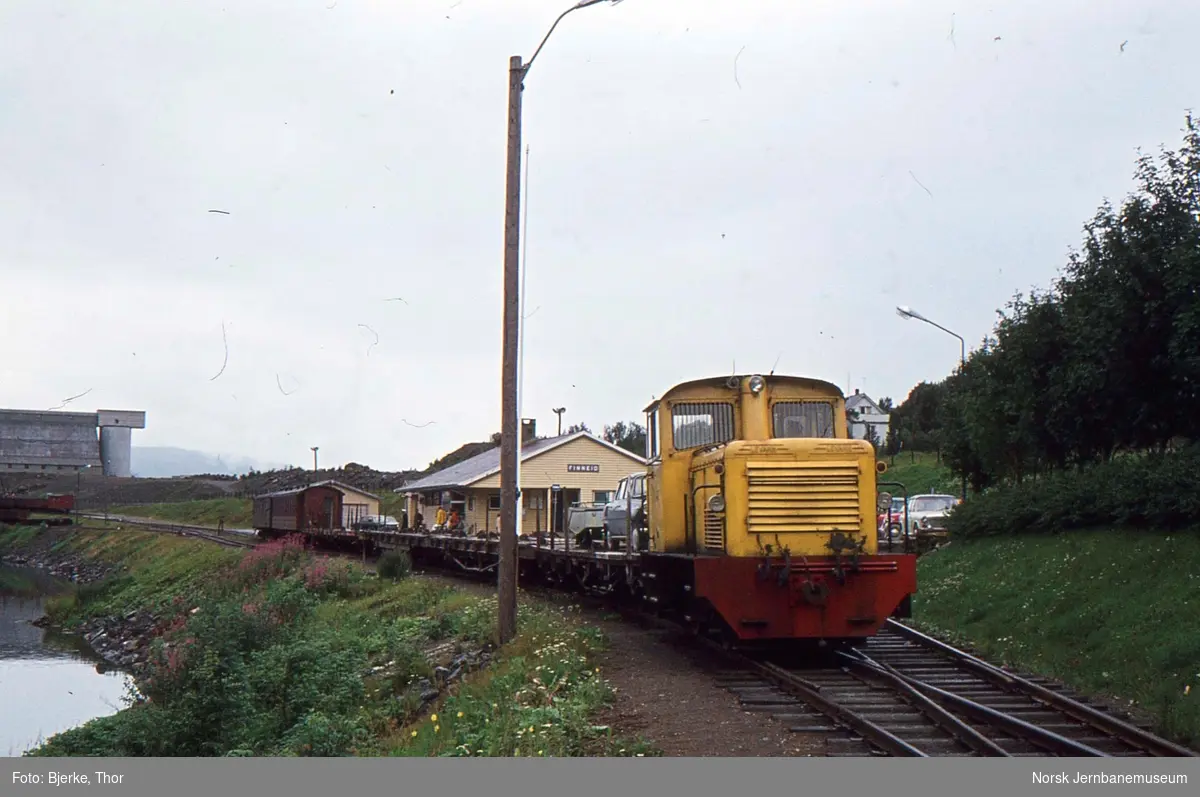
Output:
(854, 388), (860, 395)
(521, 418), (536, 444)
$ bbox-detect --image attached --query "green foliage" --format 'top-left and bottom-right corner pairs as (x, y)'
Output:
(394, 605), (657, 758)
(16, 528), (650, 758)
(945, 445), (1200, 537)
(913, 530), (1200, 748)
(887, 114), (1200, 527)
(602, 421), (647, 457)
(377, 550), (412, 582)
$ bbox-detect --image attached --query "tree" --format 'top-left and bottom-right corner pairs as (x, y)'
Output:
(564, 422), (591, 435)
(895, 113), (1200, 491)
(603, 421), (648, 457)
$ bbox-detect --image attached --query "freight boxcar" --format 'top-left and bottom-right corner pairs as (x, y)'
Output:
(252, 485), (343, 539)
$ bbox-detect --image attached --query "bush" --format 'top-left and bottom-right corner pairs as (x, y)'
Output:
(377, 550), (412, 582)
(946, 445), (1200, 538)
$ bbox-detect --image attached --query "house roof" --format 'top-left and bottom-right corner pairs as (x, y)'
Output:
(311, 480), (381, 501)
(846, 392), (888, 415)
(399, 432), (647, 493)
(256, 484), (344, 499)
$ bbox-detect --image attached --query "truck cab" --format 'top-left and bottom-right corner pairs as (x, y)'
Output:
(603, 471), (648, 550)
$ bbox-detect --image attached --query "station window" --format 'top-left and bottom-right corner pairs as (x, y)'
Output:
(772, 401), (836, 438)
(593, 490), (612, 504)
(671, 402), (735, 450)
(488, 495), (501, 511)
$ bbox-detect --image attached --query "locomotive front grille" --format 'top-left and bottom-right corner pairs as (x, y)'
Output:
(702, 509), (725, 551)
(745, 460), (861, 534)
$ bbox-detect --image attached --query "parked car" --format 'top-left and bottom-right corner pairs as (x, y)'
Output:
(903, 494), (959, 538)
(878, 496), (907, 541)
(602, 471), (648, 550)
(567, 502), (607, 547)
(353, 514), (402, 532)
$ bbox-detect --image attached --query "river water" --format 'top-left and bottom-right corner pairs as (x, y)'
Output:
(0, 565), (130, 755)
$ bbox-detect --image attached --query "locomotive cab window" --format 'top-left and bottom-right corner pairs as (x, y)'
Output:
(772, 401), (836, 438)
(671, 402), (735, 450)
(646, 411), (660, 460)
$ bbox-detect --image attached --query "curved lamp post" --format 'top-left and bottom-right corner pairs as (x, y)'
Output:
(499, 0), (625, 645)
(896, 306), (966, 367)
(896, 306), (968, 501)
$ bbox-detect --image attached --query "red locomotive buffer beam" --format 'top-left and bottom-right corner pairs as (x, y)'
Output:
(693, 554), (918, 641)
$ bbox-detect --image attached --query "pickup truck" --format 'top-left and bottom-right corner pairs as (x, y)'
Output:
(566, 503), (607, 546)
(601, 471), (648, 551)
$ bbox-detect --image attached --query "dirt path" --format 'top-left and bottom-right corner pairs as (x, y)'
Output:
(587, 619), (824, 756)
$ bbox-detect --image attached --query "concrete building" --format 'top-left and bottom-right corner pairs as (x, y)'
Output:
(311, 480), (381, 528)
(0, 408), (146, 477)
(845, 389), (890, 443)
(399, 421), (646, 536)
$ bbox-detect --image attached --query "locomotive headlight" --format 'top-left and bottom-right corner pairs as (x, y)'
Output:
(748, 375), (765, 394)
(707, 493), (726, 513)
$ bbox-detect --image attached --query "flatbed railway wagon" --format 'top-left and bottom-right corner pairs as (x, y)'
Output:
(252, 485), (344, 540)
(359, 374), (918, 651)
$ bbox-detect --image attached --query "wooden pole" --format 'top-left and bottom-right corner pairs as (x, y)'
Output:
(498, 54), (524, 646)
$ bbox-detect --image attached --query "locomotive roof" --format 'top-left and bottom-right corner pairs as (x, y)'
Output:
(643, 374), (845, 413)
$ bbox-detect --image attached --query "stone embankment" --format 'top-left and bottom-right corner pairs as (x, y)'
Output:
(2, 539), (154, 674)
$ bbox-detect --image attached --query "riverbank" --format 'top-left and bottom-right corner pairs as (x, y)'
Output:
(0, 525), (655, 757)
(911, 528), (1200, 749)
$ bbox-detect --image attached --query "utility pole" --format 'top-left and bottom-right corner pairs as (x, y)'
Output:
(498, 53), (524, 646)
(311, 446), (319, 472)
(553, 407), (566, 436)
(497, 0), (620, 647)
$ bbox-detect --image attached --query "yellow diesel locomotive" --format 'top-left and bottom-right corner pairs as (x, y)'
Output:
(630, 373), (916, 646)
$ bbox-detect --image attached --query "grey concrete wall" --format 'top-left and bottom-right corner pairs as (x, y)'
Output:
(99, 426), (133, 478)
(0, 410), (102, 472)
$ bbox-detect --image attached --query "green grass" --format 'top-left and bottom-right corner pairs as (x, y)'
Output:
(0, 524), (42, 551)
(912, 528), (1200, 748)
(879, 451), (960, 499)
(0, 526), (653, 758)
(108, 498), (254, 528)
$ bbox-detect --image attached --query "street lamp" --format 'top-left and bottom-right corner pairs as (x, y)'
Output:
(310, 446), (319, 472)
(896, 306), (966, 367)
(498, 0), (624, 646)
(896, 306), (968, 501)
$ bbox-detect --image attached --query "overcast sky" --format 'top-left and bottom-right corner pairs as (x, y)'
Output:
(2, 0), (1196, 472)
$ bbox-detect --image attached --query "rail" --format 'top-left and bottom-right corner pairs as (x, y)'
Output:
(884, 619), (1199, 757)
(78, 513), (256, 549)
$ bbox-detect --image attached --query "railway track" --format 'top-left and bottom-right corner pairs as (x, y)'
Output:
(77, 513), (257, 549)
(707, 619), (1198, 758)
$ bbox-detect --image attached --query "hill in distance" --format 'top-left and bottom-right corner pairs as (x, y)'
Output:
(130, 447), (290, 478)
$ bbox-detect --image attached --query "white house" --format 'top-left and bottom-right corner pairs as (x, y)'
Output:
(845, 389), (890, 443)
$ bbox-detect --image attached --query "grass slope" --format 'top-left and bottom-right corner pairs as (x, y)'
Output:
(879, 451), (959, 499)
(108, 498), (254, 527)
(912, 528), (1200, 748)
(1, 527), (652, 757)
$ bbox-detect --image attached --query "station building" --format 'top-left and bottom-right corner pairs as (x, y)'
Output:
(397, 421), (646, 535)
